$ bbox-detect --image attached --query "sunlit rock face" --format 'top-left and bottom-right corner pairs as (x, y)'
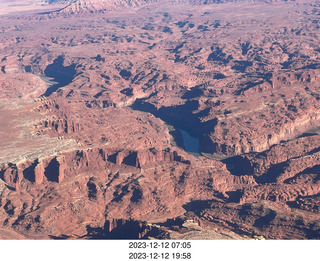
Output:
(0, 0), (319, 239)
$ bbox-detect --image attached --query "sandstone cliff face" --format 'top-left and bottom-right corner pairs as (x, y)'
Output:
(0, 141), (256, 238)
(0, 98), (258, 238)
(197, 69), (320, 156)
(1, 165), (22, 191)
(0, 0), (319, 239)
(228, 135), (320, 187)
(0, 144), (249, 191)
(0, 156), (66, 188)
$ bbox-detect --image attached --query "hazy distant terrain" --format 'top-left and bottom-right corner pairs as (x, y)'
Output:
(0, 0), (319, 239)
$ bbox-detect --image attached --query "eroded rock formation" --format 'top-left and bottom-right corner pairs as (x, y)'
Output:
(0, 0), (319, 239)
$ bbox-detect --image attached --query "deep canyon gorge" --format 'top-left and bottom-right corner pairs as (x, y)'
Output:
(0, 0), (319, 239)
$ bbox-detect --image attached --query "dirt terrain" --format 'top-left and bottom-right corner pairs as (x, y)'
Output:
(0, 0), (319, 239)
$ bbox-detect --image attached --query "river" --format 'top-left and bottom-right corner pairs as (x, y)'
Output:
(177, 128), (201, 157)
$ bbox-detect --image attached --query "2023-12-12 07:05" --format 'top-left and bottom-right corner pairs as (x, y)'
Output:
(129, 241), (192, 249)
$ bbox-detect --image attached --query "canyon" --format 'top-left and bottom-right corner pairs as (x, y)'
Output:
(0, 0), (319, 239)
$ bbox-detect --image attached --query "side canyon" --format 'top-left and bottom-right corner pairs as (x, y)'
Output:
(0, 0), (319, 239)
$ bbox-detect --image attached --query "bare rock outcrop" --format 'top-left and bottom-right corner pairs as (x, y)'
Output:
(0, 0), (320, 239)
